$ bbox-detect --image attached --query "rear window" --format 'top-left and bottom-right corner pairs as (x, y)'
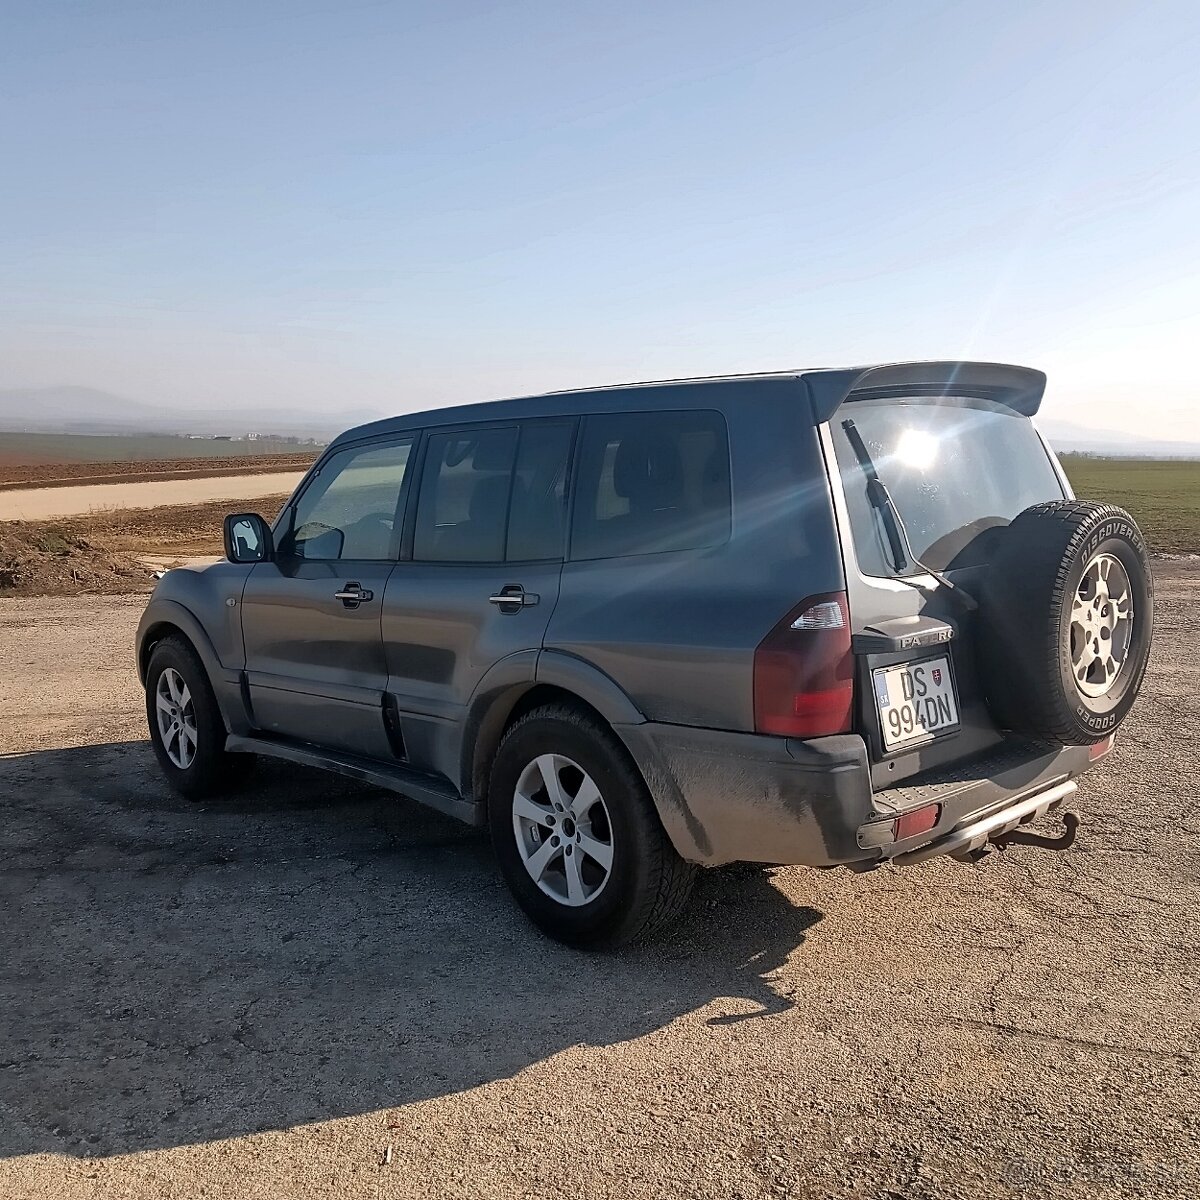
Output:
(570, 410), (731, 560)
(829, 395), (1064, 576)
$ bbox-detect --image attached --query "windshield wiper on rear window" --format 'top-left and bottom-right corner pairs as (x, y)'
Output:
(839, 418), (978, 612)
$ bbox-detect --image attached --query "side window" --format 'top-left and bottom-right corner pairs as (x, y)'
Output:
(570, 411), (731, 560)
(413, 427), (518, 562)
(288, 439), (413, 561)
(507, 422), (574, 561)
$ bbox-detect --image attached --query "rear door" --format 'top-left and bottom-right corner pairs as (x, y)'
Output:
(240, 436), (415, 759)
(381, 419), (575, 776)
(822, 392), (1068, 785)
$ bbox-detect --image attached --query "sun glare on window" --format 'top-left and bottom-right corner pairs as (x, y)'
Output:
(894, 428), (939, 470)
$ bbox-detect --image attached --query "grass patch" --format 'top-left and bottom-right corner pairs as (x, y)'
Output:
(1060, 456), (1200, 556)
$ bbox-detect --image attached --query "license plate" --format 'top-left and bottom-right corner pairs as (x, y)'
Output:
(873, 655), (960, 752)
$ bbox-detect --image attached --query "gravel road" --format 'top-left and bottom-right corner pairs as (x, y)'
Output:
(1, 568), (1197, 1199)
(0, 471), (304, 521)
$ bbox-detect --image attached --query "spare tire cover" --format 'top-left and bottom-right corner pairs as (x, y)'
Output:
(977, 501), (1153, 744)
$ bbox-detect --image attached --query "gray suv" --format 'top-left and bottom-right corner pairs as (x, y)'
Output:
(136, 361), (1153, 947)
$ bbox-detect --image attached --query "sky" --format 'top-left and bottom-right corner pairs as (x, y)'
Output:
(2, 0), (1199, 438)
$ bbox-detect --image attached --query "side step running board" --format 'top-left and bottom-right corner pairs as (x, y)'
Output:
(225, 734), (482, 826)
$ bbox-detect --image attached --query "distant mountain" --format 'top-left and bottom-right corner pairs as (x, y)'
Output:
(0, 386), (161, 429)
(3, 385), (1197, 458)
(0, 386), (383, 439)
(1037, 417), (1200, 459)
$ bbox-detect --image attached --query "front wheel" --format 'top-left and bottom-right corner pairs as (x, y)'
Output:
(488, 706), (696, 949)
(145, 635), (254, 800)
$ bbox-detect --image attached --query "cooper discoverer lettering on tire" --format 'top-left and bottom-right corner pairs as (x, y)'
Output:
(977, 501), (1153, 744)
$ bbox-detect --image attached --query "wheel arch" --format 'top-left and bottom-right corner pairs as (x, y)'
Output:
(136, 598), (249, 734)
(137, 603), (219, 684)
(465, 653), (645, 810)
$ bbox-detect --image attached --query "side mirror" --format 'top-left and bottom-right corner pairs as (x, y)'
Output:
(223, 513), (274, 564)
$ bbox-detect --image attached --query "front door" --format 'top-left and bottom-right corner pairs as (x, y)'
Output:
(240, 436), (415, 759)
(382, 420), (575, 776)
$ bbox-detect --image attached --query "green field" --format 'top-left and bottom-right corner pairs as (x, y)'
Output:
(1060, 455), (1200, 556)
(0, 431), (323, 464)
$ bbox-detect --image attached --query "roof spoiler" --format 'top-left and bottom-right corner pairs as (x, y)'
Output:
(801, 361), (1047, 423)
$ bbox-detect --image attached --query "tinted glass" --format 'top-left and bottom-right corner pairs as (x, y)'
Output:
(571, 411), (731, 560)
(414, 427), (518, 562)
(289, 440), (412, 561)
(507, 422), (574, 561)
(830, 396), (1065, 576)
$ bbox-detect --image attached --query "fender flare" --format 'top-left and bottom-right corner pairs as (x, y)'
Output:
(136, 598), (248, 733)
(136, 598), (222, 681)
(461, 649), (645, 804)
(458, 650), (541, 798)
(533, 650), (645, 726)
(531, 652), (716, 860)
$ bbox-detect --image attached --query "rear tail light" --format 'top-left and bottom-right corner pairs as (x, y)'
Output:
(1089, 734), (1115, 761)
(753, 591), (854, 738)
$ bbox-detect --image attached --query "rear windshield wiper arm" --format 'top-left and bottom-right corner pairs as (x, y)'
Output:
(840, 419), (977, 612)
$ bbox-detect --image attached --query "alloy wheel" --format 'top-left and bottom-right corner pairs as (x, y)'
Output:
(512, 753), (614, 907)
(155, 667), (198, 769)
(1070, 552), (1134, 698)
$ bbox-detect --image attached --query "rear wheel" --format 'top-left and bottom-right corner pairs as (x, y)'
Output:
(488, 705), (696, 948)
(145, 636), (254, 799)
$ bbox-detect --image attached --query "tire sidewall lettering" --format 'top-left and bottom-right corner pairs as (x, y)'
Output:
(982, 502), (1151, 745)
(1081, 519), (1139, 562)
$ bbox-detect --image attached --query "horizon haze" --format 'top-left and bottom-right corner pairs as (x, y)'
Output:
(3, 2), (1199, 443)
(2, 380), (1198, 459)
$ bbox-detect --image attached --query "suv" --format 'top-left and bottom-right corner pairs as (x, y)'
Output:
(136, 361), (1153, 947)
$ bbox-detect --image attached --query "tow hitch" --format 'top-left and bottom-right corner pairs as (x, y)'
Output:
(992, 810), (1080, 854)
(889, 780), (1078, 867)
(957, 810), (1081, 864)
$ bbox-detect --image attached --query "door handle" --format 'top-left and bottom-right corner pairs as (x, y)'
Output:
(335, 582), (374, 607)
(489, 585), (539, 610)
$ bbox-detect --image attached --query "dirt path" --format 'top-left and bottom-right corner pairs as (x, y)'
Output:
(1, 570), (1197, 1198)
(0, 471), (304, 520)
(0, 453), (317, 492)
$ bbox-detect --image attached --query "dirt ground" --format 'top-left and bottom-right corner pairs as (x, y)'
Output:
(0, 454), (316, 492)
(1, 568), (1197, 1200)
(0, 496), (288, 596)
(0, 471), (304, 522)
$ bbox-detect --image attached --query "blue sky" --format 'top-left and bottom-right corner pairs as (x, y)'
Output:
(2, 0), (1198, 437)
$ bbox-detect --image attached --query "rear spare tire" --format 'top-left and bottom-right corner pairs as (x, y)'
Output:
(978, 501), (1152, 744)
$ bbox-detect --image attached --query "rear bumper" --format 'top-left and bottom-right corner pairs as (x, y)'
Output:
(617, 721), (1097, 868)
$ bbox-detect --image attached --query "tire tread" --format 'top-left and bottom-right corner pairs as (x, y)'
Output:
(979, 500), (1152, 743)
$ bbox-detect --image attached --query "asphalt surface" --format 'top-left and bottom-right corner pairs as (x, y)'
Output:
(1, 568), (1197, 1199)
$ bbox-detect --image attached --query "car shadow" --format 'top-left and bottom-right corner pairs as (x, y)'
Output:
(0, 741), (823, 1160)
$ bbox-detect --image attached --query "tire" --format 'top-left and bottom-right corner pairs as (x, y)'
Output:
(145, 635), (255, 800)
(977, 501), (1153, 744)
(487, 705), (697, 949)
